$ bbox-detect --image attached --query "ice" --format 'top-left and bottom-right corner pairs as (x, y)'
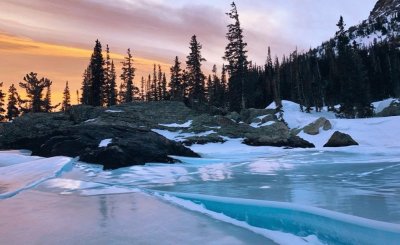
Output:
(159, 193), (319, 245)
(98, 138), (112, 147)
(0, 157), (74, 199)
(159, 192), (400, 245)
(159, 120), (192, 128)
(0, 152), (42, 167)
(0, 191), (274, 245)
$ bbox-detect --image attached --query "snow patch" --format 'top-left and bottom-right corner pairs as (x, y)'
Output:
(105, 109), (124, 113)
(159, 120), (193, 128)
(99, 139), (112, 147)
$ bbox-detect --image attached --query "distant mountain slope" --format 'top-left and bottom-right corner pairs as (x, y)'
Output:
(319, 0), (400, 50)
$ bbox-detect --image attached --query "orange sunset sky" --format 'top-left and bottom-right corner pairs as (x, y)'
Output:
(0, 0), (375, 105)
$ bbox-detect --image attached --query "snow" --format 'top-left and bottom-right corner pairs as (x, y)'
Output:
(105, 109), (124, 113)
(266, 99), (400, 150)
(159, 120), (193, 128)
(98, 138), (112, 147)
(250, 121), (275, 128)
(372, 98), (398, 113)
(267, 100), (336, 129)
(84, 118), (96, 123)
(0, 152), (42, 167)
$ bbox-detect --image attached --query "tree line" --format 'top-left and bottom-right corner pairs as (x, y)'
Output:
(1, 2), (399, 121)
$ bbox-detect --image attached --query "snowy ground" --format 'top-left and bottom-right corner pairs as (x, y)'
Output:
(1, 99), (400, 244)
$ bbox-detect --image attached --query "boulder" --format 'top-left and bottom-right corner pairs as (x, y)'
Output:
(323, 131), (359, 147)
(287, 136), (315, 148)
(226, 111), (241, 123)
(0, 110), (199, 170)
(183, 134), (226, 146)
(376, 101), (400, 117)
(303, 117), (332, 135)
(240, 108), (275, 124)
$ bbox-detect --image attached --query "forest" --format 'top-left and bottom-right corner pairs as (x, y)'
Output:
(1, 2), (400, 122)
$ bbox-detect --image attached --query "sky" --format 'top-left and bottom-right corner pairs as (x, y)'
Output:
(0, 0), (377, 105)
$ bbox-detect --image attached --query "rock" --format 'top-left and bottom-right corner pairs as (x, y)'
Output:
(287, 136), (315, 148)
(303, 117), (332, 135)
(0, 109), (199, 170)
(183, 134), (226, 146)
(226, 111), (241, 123)
(376, 101), (400, 117)
(66, 105), (104, 124)
(240, 108), (275, 124)
(243, 122), (291, 147)
(323, 131), (359, 147)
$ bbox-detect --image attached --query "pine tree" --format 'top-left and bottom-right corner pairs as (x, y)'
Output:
(161, 72), (168, 100)
(81, 67), (91, 105)
(6, 84), (20, 121)
(152, 64), (158, 101)
(0, 82), (6, 121)
(108, 61), (117, 106)
(118, 82), (126, 104)
(89, 40), (105, 107)
(43, 84), (59, 112)
(170, 56), (183, 101)
(223, 2), (248, 112)
(140, 76), (145, 101)
(62, 81), (71, 112)
(120, 48), (136, 103)
(207, 74), (213, 103)
(103, 44), (112, 106)
(19, 72), (52, 113)
(146, 74), (151, 101)
(186, 35), (206, 103)
(157, 65), (163, 101)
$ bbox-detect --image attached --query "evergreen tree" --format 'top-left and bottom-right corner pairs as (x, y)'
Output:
(43, 84), (59, 112)
(120, 48), (136, 103)
(186, 35), (206, 103)
(103, 44), (112, 106)
(19, 72), (52, 113)
(140, 76), (145, 101)
(157, 65), (163, 100)
(81, 67), (91, 105)
(146, 74), (151, 101)
(0, 82), (6, 121)
(108, 61), (117, 106)
(161, 72), (168, 100)
(6, 84), (20, 121)
(170, 56), (184, 101)
(223, 2), (248, 112)
(118, 82), (125, 104)
(89, 40), (105, 106)
(206, 74), (213, 103)
(62, 81), (71, 112)
(152, 64), (158, 101)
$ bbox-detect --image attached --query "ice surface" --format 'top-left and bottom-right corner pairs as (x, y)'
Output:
(0, 191), (274, 245)
(0, 152), (42, 167)
(99, 138), (112, 147)
(0, 157), (74, 199)
(159, 192), (400, 245)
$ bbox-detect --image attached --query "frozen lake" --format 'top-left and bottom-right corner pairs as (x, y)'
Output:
(1, 145), (400, 244)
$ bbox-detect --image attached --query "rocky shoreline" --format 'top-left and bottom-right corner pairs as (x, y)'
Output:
(0, 101), (358, 169)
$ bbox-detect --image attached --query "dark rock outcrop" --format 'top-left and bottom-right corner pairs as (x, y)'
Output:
(303, 117), (332, 135)
(0, 105), (199, 169)
(323, 131), (359, 147)
(183, 134), (226, 146)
